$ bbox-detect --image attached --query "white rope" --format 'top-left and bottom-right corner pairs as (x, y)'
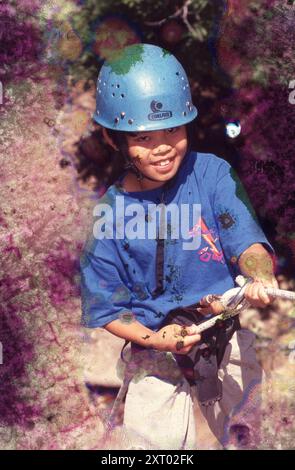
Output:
(264, 287), (295, 301)
(196, 276), (295, 333)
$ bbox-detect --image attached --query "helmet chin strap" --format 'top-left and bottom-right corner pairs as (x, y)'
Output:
(124, 158), (163, 184)
(133, 167), (161, 183)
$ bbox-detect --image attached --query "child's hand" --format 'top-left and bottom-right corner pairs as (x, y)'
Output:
(196, 294), (225, 316)
(244, 276), (279, 308)
(151, 324), (201, 355)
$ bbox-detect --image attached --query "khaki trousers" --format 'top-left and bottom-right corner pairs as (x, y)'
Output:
(120, 328), (264, 450)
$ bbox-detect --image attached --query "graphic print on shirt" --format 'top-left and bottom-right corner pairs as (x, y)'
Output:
(189, 217), (225, 264)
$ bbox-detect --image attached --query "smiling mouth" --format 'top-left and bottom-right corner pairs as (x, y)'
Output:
(151, 156), (176, 167)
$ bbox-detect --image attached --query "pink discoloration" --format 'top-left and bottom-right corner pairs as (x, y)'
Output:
(0, 0), (293, 451)
(218, 0), (295, 261)
(44, 240), (80, 307)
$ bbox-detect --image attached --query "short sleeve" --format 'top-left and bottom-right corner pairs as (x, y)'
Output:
(80, 239), (132, 328)
(213, 160), (274, 262)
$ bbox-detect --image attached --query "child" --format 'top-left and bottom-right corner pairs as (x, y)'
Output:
(80, 43), (278, 449)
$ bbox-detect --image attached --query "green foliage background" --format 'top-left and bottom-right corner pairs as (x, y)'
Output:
(69, 0), (225, 85)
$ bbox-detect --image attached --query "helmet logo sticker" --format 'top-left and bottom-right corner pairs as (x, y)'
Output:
(148, 100), (172, 121)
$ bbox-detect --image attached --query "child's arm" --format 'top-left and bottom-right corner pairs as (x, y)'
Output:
(105, 318), (201, 355)
(196, 243), (278, 316)
(238, 242), (278, 307)
(206, 158), (279, 312)
(238, 242), (276, 281)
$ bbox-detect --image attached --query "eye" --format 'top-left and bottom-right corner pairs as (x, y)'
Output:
(167, 127), (178, 134)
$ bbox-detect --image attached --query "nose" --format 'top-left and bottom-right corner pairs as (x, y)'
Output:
(151, 131), (172, 157)
(152, 146), (171, 156)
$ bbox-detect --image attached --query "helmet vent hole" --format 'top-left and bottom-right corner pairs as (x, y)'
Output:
(121, 94), (125, 98)
(117, 84), (120, 88)
(176, 72), (180, 76)
(114, 117), (119, 123)
(112, 93), (115, 97)
(121, 112), (125, 119)
(182, 111), (187, 116)
(128, 119), (133, 125)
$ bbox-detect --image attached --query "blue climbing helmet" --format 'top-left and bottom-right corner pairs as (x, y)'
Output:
(93, 43), (198, 132)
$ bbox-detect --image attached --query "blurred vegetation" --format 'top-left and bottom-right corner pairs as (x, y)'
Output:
(65, 0), (235, 176)
(55, 0), (294, 272)
(1, 0), (294, 271)
(70, 0), (226, 83)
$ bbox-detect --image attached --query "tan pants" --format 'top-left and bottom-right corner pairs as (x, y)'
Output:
(120, 328), (264, 450)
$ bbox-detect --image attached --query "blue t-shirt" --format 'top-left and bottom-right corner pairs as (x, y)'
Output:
(80, 151), (273, 330)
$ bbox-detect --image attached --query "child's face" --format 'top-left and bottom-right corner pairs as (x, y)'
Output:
(125, 125), (188, 185)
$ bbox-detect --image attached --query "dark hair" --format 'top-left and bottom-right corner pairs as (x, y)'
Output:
(105, 128), (130, 161)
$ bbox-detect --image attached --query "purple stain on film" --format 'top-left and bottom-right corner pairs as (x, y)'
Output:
(0, 0), (294, 450)
(0, 286), (40, 427)
(44, 241), (81, 306)
(0, 2), (44, 83)
(229, 424), (250, 447)
(215, 0), (295, 265)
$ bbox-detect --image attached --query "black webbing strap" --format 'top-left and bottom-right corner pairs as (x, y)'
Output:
(152, 235), (165, 298)
(151, 182), (171, 299)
